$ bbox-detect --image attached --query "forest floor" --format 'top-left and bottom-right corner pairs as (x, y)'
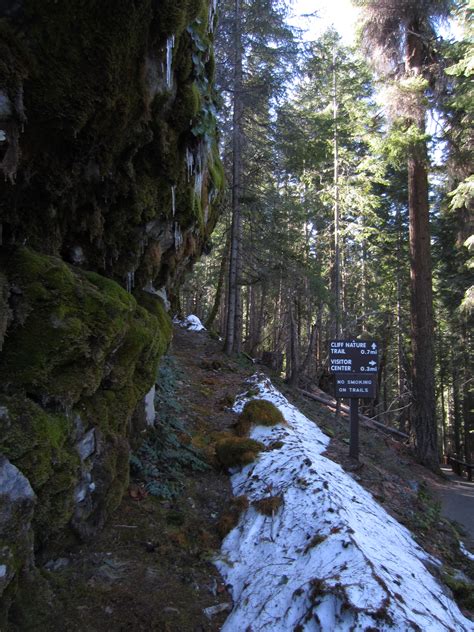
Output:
(31, 324), (474, 631)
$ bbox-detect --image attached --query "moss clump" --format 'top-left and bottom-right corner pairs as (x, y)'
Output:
(215, 437), (264, 469)
(443, 572), (474, 611)
(217, 496), (249, 538)
(234, 399), (285, 436)
(252, 495), (283, 516)
(0, 248), (171, 411)
(0, 247), (173, 544)
(0, 395), (80, 542)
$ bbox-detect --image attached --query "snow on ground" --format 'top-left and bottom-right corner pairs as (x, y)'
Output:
(173, 314), (206, 331)
(215, 374), (473, 631)
(460, 541), (474, 562)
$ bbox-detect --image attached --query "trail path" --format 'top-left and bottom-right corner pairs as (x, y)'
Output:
(432, 467), (474, 550)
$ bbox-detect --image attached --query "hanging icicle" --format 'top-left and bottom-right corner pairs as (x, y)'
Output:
(166, 35), (175, 89)
(185, 147), (194, 180)
(125, 271), (135, 293)
(171, 185), (176, 217)
(174, 223), (183, 249)
(208, 0), (217, 33)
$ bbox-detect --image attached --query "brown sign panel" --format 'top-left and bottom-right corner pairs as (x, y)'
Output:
(335, 374), (377, 399)
(329, 340), (378, 374)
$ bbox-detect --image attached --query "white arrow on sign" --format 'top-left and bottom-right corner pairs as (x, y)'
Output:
(369, 360), (377, 366)
(371, 343), (377, 350)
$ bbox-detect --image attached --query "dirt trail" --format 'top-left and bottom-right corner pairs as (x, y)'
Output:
(24, 325), (473, 630)
(432, 467), (474, 549)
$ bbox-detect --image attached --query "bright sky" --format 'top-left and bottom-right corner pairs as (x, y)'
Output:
(288, 0), (360, 45)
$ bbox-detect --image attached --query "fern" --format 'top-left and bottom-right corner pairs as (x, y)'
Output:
(130, 354), (209, 499)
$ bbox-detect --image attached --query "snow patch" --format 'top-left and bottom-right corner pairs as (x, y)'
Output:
(174, 314), (206, 332)
(145, 385), (156, 426)
(216, 374), (472, 631)
(460, 541), (474, 562)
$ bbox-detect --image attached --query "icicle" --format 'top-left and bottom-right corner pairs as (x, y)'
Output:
(171, 185), (176, 217)
(166, 35), (175, 88)
(126, 271), (135, 293)
(193, 142), (206, 198)
(194, 171), (203, 197)
(174, 223), (183, 249)
(185, 147), (194, 180)
(208, 0), (217, 32)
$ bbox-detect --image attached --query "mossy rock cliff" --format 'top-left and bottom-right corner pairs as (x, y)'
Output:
(0, 0), (221, 621)
(0, 0), (222, 294)
(0, 247), (172, 544)
(0, 0), (223, 616)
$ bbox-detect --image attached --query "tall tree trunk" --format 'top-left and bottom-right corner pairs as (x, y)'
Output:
(396, 205), (408, 433)
(461, 323), (473, 463)
(406, 28), (438, 470)
(205, 232), (230, 330)
(332, 49), (341, 339)
(224, 0), (243, 355)
(452, 362), (462, 457)
(288, 299), (299, 386)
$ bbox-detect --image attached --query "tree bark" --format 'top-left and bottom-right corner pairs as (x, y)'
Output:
(205, 232), (230, 330)
(224, 0), (243, 355)
(406, 28), (438, 470)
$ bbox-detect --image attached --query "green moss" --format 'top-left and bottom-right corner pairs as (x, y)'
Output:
(443, 572), (474, 611)
(0, 394), (80, 541)
(215, 437), (265, 469)
(171, 82), (202, 130)
(208, 153), (225, 191)
(0, 395), (73, 484)
(0, 248), (138, 404)
(235, 399), (285, 436)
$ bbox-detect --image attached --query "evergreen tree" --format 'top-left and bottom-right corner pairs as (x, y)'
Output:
(355, 0), (454, 470)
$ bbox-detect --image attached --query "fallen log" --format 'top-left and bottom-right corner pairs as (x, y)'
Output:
(297, 388), (410, 441)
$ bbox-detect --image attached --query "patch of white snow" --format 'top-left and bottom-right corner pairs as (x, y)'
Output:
(460, 541), (474, 562)
(145, 385), (156, 426)
(215, 374), (472, 632)
(175, 314), (206, 332)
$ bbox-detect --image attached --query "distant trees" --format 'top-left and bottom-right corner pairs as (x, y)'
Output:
(435, 1), (473, 461)
(180, 1), (472, 469)
(355, 0), (455, 470)
(214, 0), (298, 354)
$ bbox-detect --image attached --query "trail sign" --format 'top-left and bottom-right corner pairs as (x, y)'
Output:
(329, 340), (378, 374)
(329, 339), (379, 462)
(334, 374), (377, 399)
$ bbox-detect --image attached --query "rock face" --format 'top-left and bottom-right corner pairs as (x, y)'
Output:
(0, 0), (222, 621)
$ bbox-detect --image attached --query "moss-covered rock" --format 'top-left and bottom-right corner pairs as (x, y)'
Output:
(0, 0), (223, 293)
(0, 247), (172, 547)
(215, 437), (265, 469)
(0, 0), (222, 622)
(0, 456), (36, 627)
(234, 399), (285, 436)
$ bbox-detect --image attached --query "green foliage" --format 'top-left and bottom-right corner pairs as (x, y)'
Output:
(411, 483), (441, 532)
(235, 399), (285, 435)
(130, 356), (208, 499)
(382, 123), (430, 167)
(442, 571), (474, 611)
(215, 436), (265, 468)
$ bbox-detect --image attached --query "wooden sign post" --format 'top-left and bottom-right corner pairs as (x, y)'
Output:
(329, 340), (378, 460)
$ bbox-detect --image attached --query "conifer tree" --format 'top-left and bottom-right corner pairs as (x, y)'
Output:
(355, 0), (454, 470)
